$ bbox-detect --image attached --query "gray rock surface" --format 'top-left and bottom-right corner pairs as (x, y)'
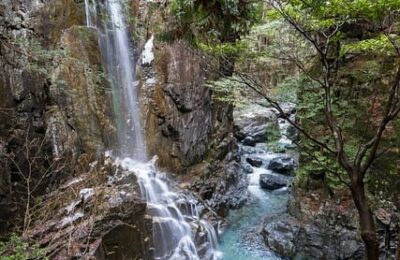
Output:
(234, 104), (279, 143)
(261, 213), (365, 259)
(268, 156), (296, 175)
(259, 173), (291, 190)
(246, 157), (263, 167)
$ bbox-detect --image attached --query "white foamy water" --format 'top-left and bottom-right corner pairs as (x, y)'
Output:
(116, 157), (221, 259)
(85, 1), (221, 258)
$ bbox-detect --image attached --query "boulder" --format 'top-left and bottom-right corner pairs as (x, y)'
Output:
(234, 104), (279, 143)
(268, 156), (295, 174)
(239, 145), (264, 155)
(242, 163), (254, 174)
(262, 216), (300, 257)
(261, 213), (364, 259)
(242, 136), (257, 146)
(259, 173), (290, 190)
(246, 157), (263, 167)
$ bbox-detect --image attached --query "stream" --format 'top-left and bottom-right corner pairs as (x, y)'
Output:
(220, 106), (297, 260)
(85, 1), (297, 258)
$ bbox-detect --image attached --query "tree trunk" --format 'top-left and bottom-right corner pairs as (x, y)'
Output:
(350, 179), (379, 260)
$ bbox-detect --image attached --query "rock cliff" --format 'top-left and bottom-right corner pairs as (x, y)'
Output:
(0, 0), (242, 257)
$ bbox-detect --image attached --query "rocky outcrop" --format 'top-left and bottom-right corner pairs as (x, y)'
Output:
(261, 187), (400, 259)
(145, 41), (212, 172)
(0, 0), (112, 237)
(25, 157), (153, 259)
(234, 104), (279, 143)
(262, 213), (364, 259)
(141, 39), (246, 216)
(260, 188), (365, 259)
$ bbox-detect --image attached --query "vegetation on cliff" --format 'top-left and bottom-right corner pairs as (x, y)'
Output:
(0, 0), (399, 258)
(169, 0), (400, 258)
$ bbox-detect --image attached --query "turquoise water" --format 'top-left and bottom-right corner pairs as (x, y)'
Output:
(219, 180), (289, 260)
(219, 142), (292, 260)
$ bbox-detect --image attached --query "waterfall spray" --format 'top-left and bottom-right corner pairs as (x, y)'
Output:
(84, 1), (221, 259)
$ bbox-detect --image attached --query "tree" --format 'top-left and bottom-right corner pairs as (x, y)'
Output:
(238, 1), (399, 259)
(170, 0), (263, 75)
(171, 0), (400, 257)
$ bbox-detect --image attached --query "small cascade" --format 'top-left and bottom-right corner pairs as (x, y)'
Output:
(117, 157), (221, 259)
(220, 104), (297, 259)
(85, 1), (221, 259)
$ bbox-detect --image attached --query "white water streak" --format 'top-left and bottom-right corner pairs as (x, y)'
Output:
(85, 1), (221, 259)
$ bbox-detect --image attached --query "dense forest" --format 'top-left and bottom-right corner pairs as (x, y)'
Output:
(0, 0), (399, 259)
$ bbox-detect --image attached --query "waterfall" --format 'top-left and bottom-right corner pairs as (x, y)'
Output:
(84, 1), (221, 259)
(87, 0), (146, 160)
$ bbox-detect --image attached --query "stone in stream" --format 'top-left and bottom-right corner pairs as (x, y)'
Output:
(259, 173), (289, 190)
(239, 145), (265, 155)
(246, 157), (263, 167)
(268, 156), (295, 175)
(242, 163), (254, 174)
(242, 136), (257, 146)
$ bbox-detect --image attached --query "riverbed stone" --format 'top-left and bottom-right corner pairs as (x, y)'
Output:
(246, 157), (263, 167)
(242, 163), (254, 174)
(242, 136), (257, 146)
(268, 156), (295, 175)
(259, 173), (289, 190)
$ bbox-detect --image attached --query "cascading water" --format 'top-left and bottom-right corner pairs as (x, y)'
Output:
(86, 0), (146, 159)
(84, 1), (221, 259)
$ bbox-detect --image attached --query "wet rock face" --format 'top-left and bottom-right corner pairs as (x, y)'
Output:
(49, 26), (114, 156)
(0, 0), (112, 236)
(233, 104), (279, 143)
(146, 41), (213, 172)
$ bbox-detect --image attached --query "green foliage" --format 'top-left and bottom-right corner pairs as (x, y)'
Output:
(269, 0), (400, 60)
(271, 77), (300, 103)
(282, 0), (400, 29)
(341, 35), (399, 56)
(169, 0), (264, 43)
(205, 76), (249, 106)
(0, 234), (47, 260)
